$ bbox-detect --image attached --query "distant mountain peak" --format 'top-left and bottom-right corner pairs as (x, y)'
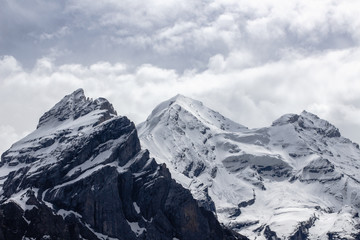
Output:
(169, 93), (188, 101)
(300, 110), (323, 121)
(168, 94), (203, 106)
(271, 113), (299, 126)
(272, 110), (340, 138)
(141, 94), (246, 133)
(146, 94), (201, 119)
(37, 88), (117, 129)
(70, 87), (85, 99)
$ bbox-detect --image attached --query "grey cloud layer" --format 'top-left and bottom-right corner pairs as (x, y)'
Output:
(1, 0), (359, 70)
(1, 0), (360, 154)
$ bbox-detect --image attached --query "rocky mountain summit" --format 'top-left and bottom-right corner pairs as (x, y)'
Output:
(138, 95), (360, 240)
(0, 90), (245, 240)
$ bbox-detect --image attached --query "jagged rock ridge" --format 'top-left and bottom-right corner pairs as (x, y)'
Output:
(0, 89), (245, 240)
(138, 95), (360, 240)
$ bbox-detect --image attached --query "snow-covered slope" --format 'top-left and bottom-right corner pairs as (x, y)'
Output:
(138, 95), (360, 239)
(0, 90), (244, 240)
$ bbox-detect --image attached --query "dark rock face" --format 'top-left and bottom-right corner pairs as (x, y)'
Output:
(0, 191), (98, 240)
(264, 226), (280, 240)
(196, 187), (217, 214)
(0, 202), (28, 240)
(223, 154), (292, 179)
(238, 192), (255, 208)
(289, 216), (317, 240)
(299, 158), (343, 183)
(0, 89), (246, 240)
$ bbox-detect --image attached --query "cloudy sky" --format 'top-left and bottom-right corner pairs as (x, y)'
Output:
(1, 0), (360, 154)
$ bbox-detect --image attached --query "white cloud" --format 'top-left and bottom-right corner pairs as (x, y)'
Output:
(135, 64), (178, 85)
(208, 54), (226, 73)
(34, 57), (54, 74)
(89, 62), (127, 74)
(0, 125), (28, 157)
(0, 56), (22, 78)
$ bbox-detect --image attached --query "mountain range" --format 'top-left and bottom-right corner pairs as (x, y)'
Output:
(138, 94), (360, 239)
(1, 89), (360, 239)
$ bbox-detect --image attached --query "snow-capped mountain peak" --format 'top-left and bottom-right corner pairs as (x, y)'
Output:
(272, 110), (340, 138)
(37, 88), (117, 129)
(139, 98), (360, 240)
(140, 94), (246, 134)
(2, 89), (119, 168)
(0, 90), (243, 240)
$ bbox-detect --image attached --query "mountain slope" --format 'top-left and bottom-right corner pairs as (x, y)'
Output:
(137, 95), (248, 211)
(138, 95), (360, 240)
(0, 89), (244, 240)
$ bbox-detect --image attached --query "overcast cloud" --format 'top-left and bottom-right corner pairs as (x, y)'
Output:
(1, 0), (360, 154)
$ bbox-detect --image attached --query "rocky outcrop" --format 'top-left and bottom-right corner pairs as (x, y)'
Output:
(0, 89), (245, 240)
(0, 193), (98, 240)
(289, 216), (317, 240)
